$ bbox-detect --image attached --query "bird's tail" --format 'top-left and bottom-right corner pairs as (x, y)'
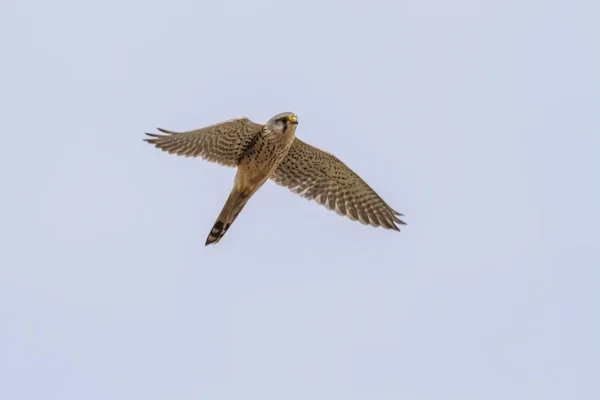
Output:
(205, 189), (251, 246)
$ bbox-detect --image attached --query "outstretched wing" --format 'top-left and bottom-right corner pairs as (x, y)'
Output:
(270, 138), (406, 230)
(144, 117), (263, 167)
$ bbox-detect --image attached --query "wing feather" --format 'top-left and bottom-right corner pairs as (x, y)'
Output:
(270, 138), (406, 230)
(144, 117), (263, 167)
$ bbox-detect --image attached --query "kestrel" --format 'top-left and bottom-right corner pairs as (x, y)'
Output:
(144, 112), (406, 245)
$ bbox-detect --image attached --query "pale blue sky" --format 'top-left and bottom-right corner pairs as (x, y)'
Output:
(1, 0), (599, 399)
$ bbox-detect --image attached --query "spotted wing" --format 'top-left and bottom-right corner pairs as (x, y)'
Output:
(144, 117), (263, 167)
(270, 138), (406, 230)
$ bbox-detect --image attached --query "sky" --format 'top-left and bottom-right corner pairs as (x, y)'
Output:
(1, 0), (599, 399)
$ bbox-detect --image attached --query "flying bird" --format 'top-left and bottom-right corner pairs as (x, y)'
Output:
(144, 112), (406, 245)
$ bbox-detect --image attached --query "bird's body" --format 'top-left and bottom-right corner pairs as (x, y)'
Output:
(145, 112), (405, 245)
(205, 117), (297, 245)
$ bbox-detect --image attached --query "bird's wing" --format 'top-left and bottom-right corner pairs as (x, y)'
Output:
(270, 138), (406, 230)
(144, 117), (263, 167)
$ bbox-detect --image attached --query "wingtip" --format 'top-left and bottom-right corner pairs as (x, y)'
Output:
(389, 216), (407, 232)
(392, 213), (407, 226)
(156, 127), (177, 134)
(143, 132), (163, 145)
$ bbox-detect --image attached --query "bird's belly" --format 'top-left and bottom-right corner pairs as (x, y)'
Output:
(234, 133), (294, 194)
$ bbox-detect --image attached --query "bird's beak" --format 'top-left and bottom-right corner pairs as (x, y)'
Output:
(289, 115), (298, 125)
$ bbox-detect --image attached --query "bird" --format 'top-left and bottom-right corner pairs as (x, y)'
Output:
(144, 112), (406, 245)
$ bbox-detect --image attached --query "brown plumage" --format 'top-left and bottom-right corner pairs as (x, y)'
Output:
(144, 112), (406, 245)
(270, 138), (405, 230)
(144, 117), (263, 166)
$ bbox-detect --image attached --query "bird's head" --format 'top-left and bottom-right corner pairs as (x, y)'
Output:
(266, 112), (298, 135)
